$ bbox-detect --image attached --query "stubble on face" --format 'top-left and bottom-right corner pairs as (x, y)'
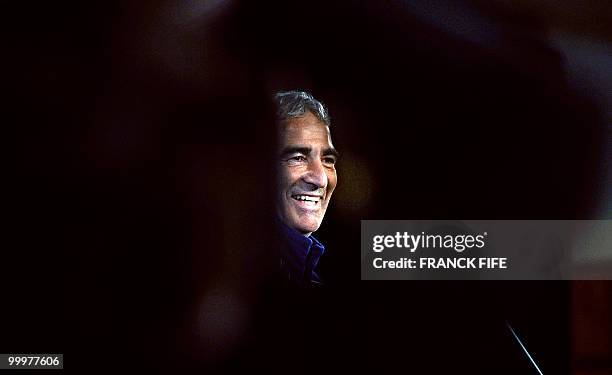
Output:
(277, 112), (338, 235)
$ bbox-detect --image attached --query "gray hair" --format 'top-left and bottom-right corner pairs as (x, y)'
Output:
(274, 90), (330, 126)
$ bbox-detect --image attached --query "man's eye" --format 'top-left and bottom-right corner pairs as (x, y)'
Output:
(288, 155), (307, 162)
(323, 157), (337, 166)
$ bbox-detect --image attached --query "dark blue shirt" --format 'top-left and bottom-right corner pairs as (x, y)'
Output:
(278, 222), (325, 288)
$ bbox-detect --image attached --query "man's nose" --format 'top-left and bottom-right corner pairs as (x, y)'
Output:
(302, 159), (327, 189)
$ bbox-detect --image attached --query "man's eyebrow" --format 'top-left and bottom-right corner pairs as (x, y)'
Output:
(279, 146), (340, 159)
(279, 146), (312, 158)
(322, 147), (340, 159)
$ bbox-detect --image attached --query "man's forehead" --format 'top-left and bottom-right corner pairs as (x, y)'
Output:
(282, 122), (331, 138)
(281, 111), (326, 126)
(279, 113), (332, 140)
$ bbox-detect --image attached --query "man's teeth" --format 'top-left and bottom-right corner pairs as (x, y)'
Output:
(293, 195), (320, 202)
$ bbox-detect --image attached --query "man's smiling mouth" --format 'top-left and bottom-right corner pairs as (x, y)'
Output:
(291, 194), (322, 209)
(292, 194), (321, 202)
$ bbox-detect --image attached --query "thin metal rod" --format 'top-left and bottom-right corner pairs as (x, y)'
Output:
(506, 321), (544, 375)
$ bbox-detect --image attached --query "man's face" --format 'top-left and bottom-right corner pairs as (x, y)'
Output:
(277, 111), (338, 236)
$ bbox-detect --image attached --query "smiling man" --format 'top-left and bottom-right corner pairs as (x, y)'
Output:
(275, 90), (338, 288)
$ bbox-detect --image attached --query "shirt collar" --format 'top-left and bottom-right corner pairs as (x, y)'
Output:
(278, 221), (325, 286)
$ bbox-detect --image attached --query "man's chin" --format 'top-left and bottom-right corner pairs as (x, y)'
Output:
(292, 219), (320, 235)
(278, 210), (321, 234)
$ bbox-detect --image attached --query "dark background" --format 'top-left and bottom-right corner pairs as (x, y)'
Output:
(5, 1), (611, 373)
